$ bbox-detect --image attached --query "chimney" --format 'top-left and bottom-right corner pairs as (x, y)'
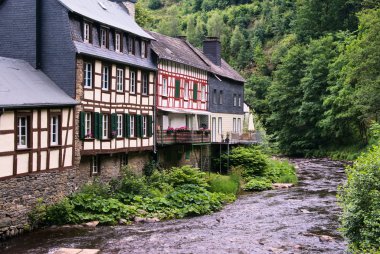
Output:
(203, 37), (221, 66)
(122, 0), (137, 20)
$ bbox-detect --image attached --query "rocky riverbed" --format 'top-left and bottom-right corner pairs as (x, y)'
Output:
(0, 158), (348, 254)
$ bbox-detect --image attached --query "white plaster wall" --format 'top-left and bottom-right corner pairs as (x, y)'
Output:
(64, 148), (73, 167)
(0, 134), (14, 152)
(40, 151), (47, 170)
(0, 156), (13, 177)
(0, 111), (14, 130)
(50, 150), (59, 169)
(17, 153), (29, 174)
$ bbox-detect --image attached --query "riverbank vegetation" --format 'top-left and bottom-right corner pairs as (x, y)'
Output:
(338, 143), (380, 253)
(30, 146), (297, 227)
(137, 0), (380, 160)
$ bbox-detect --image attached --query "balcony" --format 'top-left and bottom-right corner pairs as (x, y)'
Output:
(157, 130), (211, 145)
(228, 131), (262, 145)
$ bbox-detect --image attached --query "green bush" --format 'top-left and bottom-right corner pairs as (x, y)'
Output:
(243, 178), (272, 191)
(207, 173), (240, 194)
(165, 165), (208, 188)
(338, 144), (380, 252)
(224, 146), (269, 179)
(264, 159), (298, 184)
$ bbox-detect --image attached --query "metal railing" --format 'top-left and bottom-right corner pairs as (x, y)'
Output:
(157, 130), (211, 145)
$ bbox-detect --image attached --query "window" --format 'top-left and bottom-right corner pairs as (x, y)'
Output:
(175, 79), (181, 98)
(117, 114), (123, 138)
(233, 94), (237, 107)
(84, 62), (93, 88)
(84, 112), (92, 138)
(218, 117), (222, 134)
(100, 28), (108, 48)
(141, 40), (147, 58)
(142, 115), (147, 137)
(17, 116), (29, 149)
(102, 114), (109, 139)
(50, 115), (60, 146)
(130, 115), (135, 137)
(233, 118), (237, 133)
(130, 70), (136, 94)
(115, 32), (122, 52)
(213, 89), (217, 104)
(201, 85), (206, 101)
(162, 77), (168, 96)
(219, 91), (223, 104)
(128, 36), (135, 55)
(83, 22), (91, 43)
(102, 65), (110, 90)
(142, 73), (149, 95)
(237, 118), (241, 134)
(116, 68), (124, 92)
(193, 83), (198, 101)
(184, 82), (189, 99)
(91, 156), (99, 175)
(238, 95), (242, 107)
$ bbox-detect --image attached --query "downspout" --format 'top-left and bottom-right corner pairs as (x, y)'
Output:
(36, 0), (42, 69)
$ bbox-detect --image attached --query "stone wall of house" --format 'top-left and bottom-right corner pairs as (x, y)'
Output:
(0, 169), (77, 240)
(157, 145), (210, 171)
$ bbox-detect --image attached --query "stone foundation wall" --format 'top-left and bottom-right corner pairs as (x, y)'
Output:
(0, 169), (77, 240)
(157, 145), (210, 171)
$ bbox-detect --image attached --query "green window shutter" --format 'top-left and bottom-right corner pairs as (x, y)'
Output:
(79, 111), (86, 140)
(175, 79), (180, 98)
(136, 115), (142, 138)
(94, 112), (99, 139)
(193, 83), (198, 101)
(111, 113), (117, 138)
(148, 115), (153, 137)
(124, 114), (130, 138)
(98, 113), (103, 140)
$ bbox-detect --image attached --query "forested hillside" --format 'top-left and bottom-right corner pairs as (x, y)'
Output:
(137, 0), (380, 156)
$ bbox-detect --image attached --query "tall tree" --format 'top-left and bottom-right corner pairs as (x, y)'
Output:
(207, 12), (225, 38)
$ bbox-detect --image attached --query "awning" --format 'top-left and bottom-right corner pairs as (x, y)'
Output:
(157, 107), (211, 115)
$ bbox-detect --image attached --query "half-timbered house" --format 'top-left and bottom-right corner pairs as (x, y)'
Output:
(0, 0), (156, 180)
(148, 32), (211, 169)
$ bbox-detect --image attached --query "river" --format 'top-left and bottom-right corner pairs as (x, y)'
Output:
(0, 159), (347, 254)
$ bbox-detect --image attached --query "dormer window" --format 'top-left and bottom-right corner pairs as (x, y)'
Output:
(115, 32), (122, 52)
(100, 27), (109, 48)
(83, 22), (91, 43)
(128, 36), (135, 55)
(141, 40), (147, 58)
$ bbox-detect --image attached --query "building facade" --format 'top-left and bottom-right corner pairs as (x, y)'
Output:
(149, 32), (211, 169)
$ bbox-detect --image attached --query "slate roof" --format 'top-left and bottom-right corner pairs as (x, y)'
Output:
(74, 42), (157, 70)
(58, 0), (153, 40)
(147, 31), (209, 70)
(187, 44), (246, 83)
(0, 57), (77, 108)
(148, 31), (245, 83)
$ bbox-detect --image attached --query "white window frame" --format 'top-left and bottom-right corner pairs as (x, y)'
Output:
(50, 115), (59, 146)
(102, 65), (109, 90)
(238, 95), (241, 107)
(84, 62), (93, 88)
(130, 115), (135, 137)
(17, 116), (28, 149)
(115, 32), (121, 52)
(233, 118), (237, 133)
(102, 114), (109, 139)
(91, 156), (99, 174)
(184, 82), (189, 100)
(201, 85), (206, 101)
(128, 37), (134, 54)
(116, 68), (124, 92)
(85, 112), (92, 138)
(162, 77), (168, 96)
(117, 114), (123, 138)
(100, 28), (107, 48)
(218, 117), (222, 134)
(233, 94), (237, 107)
(130, 70), (136, 94)
(142, 115), (147, 137)
(237, 118), (242, 134)
(141, 40), (146, 58)
(219, 91), (223, 104)
(142, 73), (148, 95)
(84, 22), (90, 43)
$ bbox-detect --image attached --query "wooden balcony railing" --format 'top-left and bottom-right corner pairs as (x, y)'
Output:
(229, 131), (262, 144)
(157, 130), (211, 145)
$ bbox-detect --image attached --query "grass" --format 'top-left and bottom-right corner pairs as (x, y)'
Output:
(207, 173), (241, 195)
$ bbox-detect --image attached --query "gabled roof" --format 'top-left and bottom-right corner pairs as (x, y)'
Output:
(0, 57), (77, 108)
(58, 0), (153, 40)
(148, 31), (245, 83)
(187, 44), (246, 83)
(147, 31), (209, 71)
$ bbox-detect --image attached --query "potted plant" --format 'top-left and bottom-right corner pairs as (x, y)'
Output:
(166, 127), (174, 134)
